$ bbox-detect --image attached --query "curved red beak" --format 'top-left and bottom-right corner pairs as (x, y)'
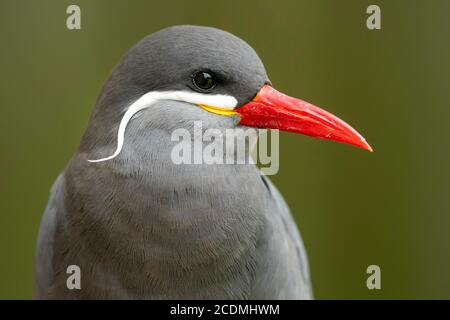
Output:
(236, 85), (373, 152)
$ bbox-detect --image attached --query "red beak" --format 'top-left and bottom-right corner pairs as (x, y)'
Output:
(236, 85), (373, 152)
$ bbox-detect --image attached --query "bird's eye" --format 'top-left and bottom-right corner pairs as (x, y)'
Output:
(192, 71), (216, 90)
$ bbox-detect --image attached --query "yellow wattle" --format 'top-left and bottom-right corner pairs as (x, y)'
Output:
(198, 104), (239, 116)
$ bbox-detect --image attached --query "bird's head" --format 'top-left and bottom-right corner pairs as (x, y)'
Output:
(83, 25), (372, 163)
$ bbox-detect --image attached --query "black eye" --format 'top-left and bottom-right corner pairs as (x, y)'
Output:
(192, 71), (216, 90)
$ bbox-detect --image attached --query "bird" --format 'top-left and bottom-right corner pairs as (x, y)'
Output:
(34, 25), (371, 299)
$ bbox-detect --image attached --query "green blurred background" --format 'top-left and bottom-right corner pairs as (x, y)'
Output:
(1, 0), (449, 299)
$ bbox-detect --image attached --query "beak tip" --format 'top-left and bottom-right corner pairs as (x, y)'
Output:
(360, 140), (374, 152)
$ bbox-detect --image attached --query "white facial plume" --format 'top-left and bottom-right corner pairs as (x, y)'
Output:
(88, 91), (237, 162)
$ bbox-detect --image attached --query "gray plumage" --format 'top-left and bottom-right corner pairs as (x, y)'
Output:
(34, 25), (313, 299)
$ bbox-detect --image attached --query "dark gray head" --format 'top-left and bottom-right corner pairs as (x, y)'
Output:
(80, 25), (270, 161)
(80, 25), (371, 164)
(116, 25), (270, 105)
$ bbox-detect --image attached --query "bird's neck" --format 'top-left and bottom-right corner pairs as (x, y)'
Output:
(64, 141), (267, 298)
